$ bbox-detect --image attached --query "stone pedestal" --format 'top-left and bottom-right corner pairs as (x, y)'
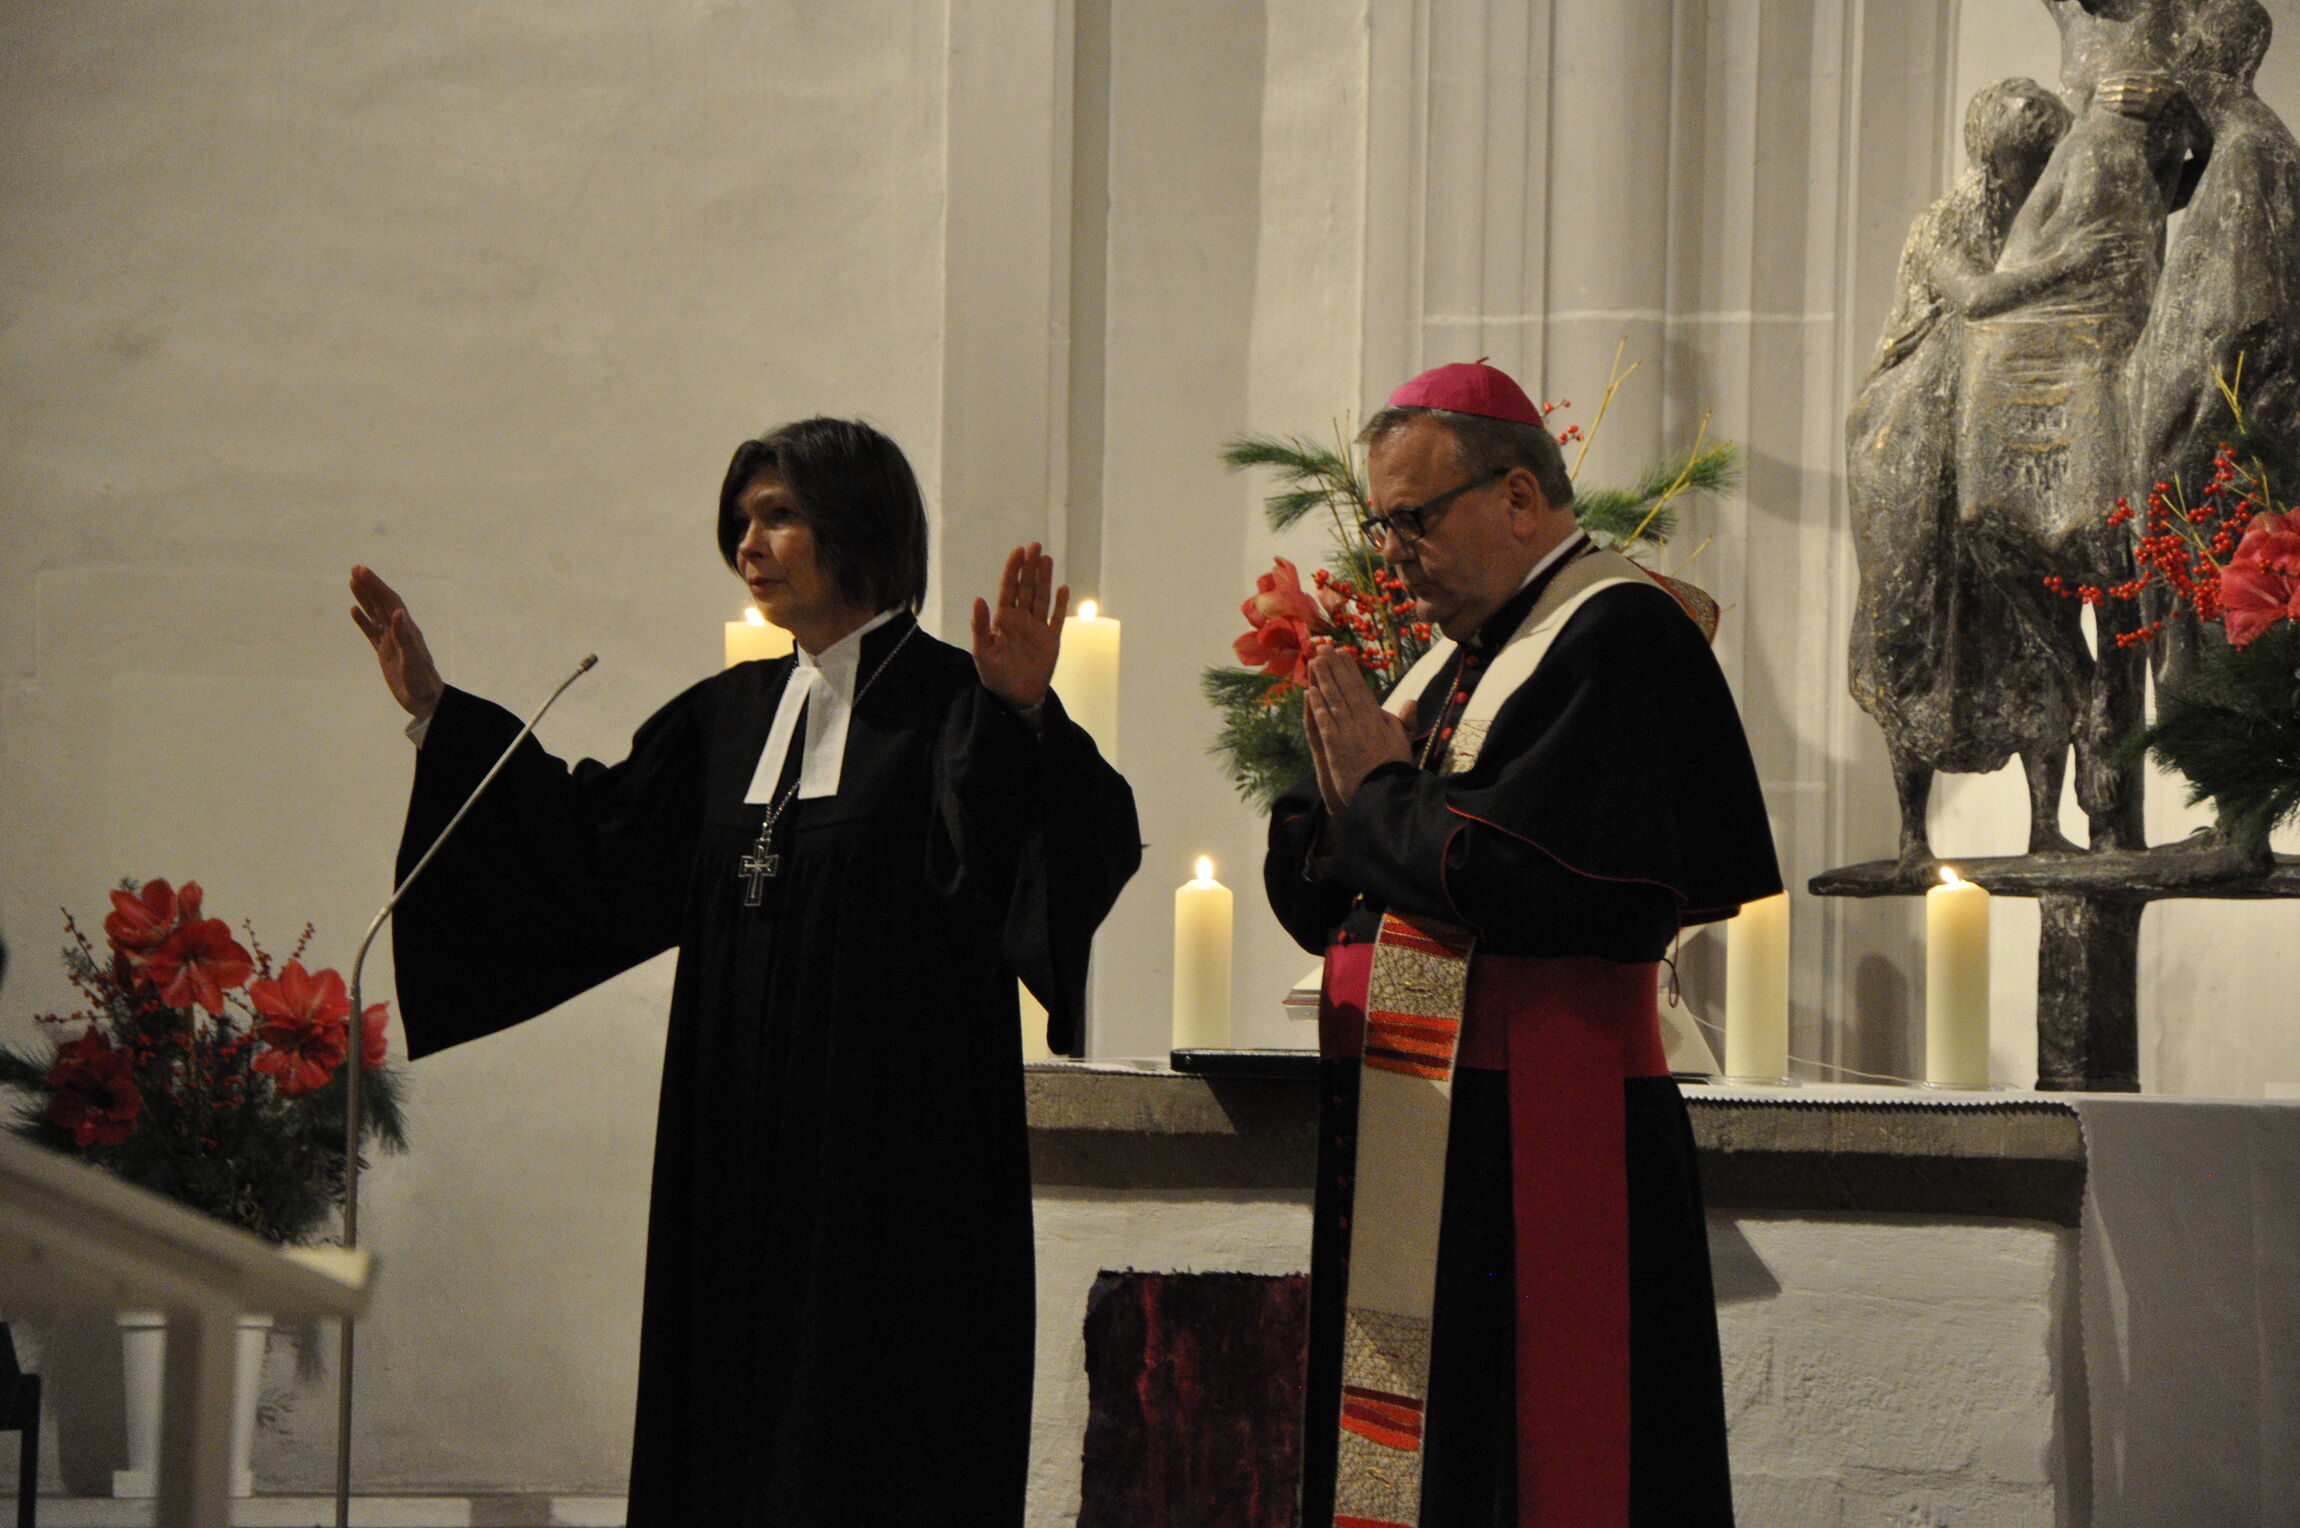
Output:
(2036, 896), (2144, 1091)
(1810, 846), (2300, 1091)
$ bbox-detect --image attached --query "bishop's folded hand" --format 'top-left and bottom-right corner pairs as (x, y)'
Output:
(970, 541), (1068, 717)
(349, 564), (446, 722)
(1303, 645), (1413, 810)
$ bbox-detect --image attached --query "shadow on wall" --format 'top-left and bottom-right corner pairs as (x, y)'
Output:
(14, 1313), (126, 1495)
(1849, 950), (1916, 1082)
(1705, 1217), (1783, 1306)
(1676, 923), (1726, 1050)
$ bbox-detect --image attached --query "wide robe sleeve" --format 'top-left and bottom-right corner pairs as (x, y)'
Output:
(1265, 583), (1781, 957)
(932, 687), (1142, 1055)
(1265, 782), (1361, 954)
(389, 679), (710, 1059)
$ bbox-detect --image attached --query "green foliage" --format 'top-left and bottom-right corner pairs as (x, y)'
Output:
(1202, 668), (1314, 811)
(1573, 440), (1741, 549)
(1220, 433), (1366, 535)
(1200, 664), (1394, 811)
(2130, 622), (2300, 858)
(2107, 361), (2300, 856)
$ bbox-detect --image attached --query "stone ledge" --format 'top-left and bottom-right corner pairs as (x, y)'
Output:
(1025, 1066), (1316, 1191)
(1685, 1094), (2083, 1158)
(27, 1498), (477, 1527)
(1810, 846), (2300, 901)
(1685, 1095), (2085, 1224)
(1026, 1066), (2089, 1222)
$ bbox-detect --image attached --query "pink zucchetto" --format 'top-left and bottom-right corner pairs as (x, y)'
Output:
(1386, 359), (1543, 426)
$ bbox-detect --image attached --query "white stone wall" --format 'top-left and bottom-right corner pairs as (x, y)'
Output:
(0, 0), (951, 1495)
(1715, 1214), (2079, 1527)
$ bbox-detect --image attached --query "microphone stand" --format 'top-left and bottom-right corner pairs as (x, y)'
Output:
(333, 655), (597, 1528)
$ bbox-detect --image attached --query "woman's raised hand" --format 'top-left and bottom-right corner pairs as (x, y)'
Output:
(969, 543), (1067, 715)
(349, 565), (446, 722)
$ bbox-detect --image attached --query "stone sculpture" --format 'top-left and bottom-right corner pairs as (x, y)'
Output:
(1848, 78), (2074, 867)
(1827, 0), (2300, 1092)
(1954, 64), (2197, 854)
(1848, 0), (2300, 863)
(2128, 0), (2300, 678)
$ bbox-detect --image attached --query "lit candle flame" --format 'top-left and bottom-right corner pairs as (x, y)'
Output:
(744, 608), (766, 626)
(1940, 866), (1963, 887)
(1195, 855), (1214, 883)
(1079, 599), (1099, 621)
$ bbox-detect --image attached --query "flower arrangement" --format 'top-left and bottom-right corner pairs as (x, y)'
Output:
(0, 878), (408, 1245)
(1206, 363), (1739, 807)
(2052, 369), (2300, 857)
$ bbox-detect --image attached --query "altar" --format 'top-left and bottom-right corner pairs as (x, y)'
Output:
(1023, 1066), (2300, 1528)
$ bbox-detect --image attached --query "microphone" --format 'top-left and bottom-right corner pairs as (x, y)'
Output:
(331, 654), (598, 1528)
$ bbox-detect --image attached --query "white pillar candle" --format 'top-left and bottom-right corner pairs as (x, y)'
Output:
(1052, 600), (1120, 763)
(724, 607), (794, 667)
(1172, 856), (1233, 1051)
(1723, 891), (1790, 1080)
(1925, 867), (1991, 1087)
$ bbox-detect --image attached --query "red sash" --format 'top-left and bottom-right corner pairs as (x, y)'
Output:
(1321, 940), (1668, 1528)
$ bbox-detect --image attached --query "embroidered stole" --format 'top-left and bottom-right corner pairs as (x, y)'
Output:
(1331, 911), (1475, 1528)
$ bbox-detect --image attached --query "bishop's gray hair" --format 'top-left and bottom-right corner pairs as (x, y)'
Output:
(1361, 406), (1577, 513)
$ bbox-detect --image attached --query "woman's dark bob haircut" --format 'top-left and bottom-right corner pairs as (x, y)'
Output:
(717, 417), (930, 615)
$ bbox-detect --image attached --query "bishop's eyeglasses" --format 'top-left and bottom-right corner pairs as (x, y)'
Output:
(1358, 467), (1507, 545)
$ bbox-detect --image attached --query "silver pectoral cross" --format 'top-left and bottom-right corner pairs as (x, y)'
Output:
(738, 847), (780, 906)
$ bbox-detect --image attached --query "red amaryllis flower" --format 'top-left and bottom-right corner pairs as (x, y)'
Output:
(249, 961), (351, 1096)
(143, 917), (254, 1015)
(2236, 505), (2300, 574)
(104, 878), (182, 964)
(1234, 616), (1319, 683)
(2222, 508), (2300, 646)
(1240, 557), (1325, 629)
(1235, 557), (1330, 684)
(45, 1028), (143, 1147)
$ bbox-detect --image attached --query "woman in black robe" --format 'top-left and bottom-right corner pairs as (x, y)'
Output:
(349, 417), (1140, 1526)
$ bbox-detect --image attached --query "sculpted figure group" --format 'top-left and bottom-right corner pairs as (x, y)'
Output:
(1849, 0), (2300, 867)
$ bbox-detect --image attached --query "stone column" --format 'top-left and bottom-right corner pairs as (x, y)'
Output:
(1538, 0), (1674, 478)
(1360, 0), (1673, 479)
(937, 0), (1074, 639)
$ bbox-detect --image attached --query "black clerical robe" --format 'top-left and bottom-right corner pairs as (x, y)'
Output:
(1267, 546), (1780, 1528)
(390, 616), (1140, 1527)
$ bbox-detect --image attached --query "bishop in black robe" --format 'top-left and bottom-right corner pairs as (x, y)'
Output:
(1266, 366), (1780, 1528)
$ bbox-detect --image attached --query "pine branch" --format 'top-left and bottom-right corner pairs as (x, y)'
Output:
(1219, 434), (1347, 477)
(0, 1047), (53, 1090)
(1221, 432), (1364, 533)
(2132, 623), (2300, 856)
(1576, 440), (1741, 551)
(1264, 487), (1336, 533)
(1202, 665), (1314, 811)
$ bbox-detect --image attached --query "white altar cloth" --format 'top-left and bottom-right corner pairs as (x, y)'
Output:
(2076, 1094), (2300, 1527)
(1692, 1082), (2299, 1522)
